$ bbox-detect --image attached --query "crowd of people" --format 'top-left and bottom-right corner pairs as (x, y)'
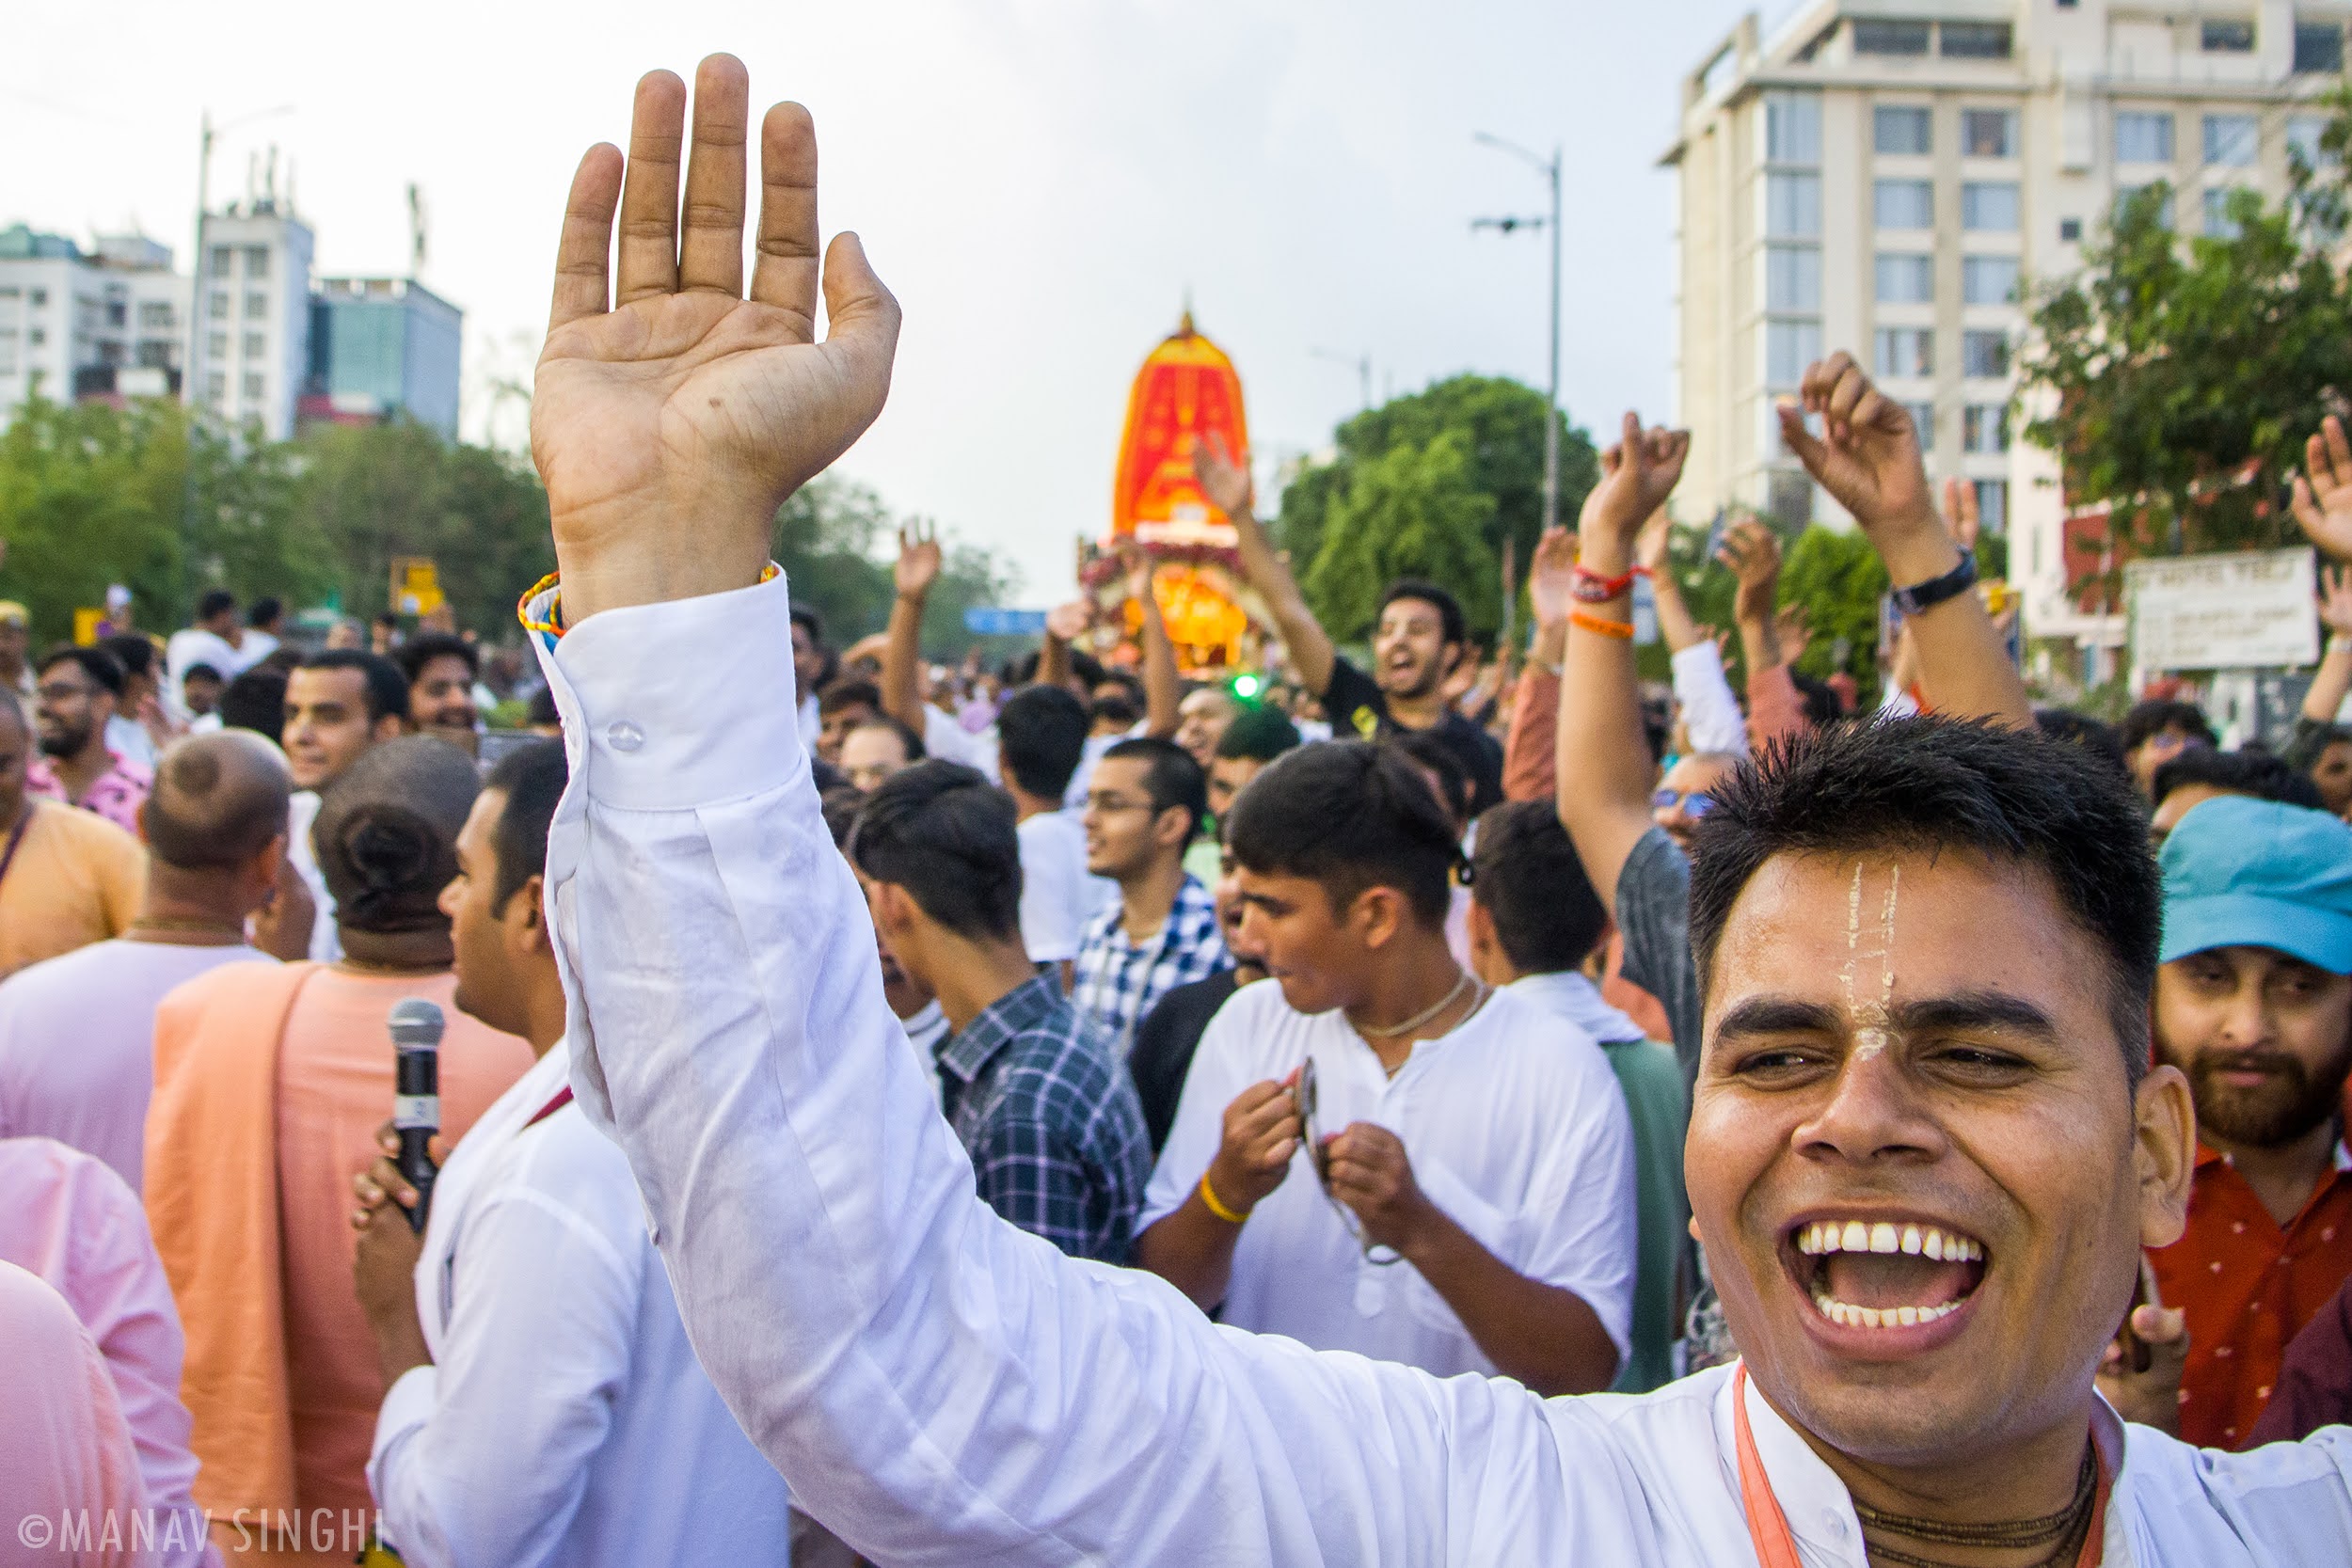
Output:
(5, 52), (2352, 1567)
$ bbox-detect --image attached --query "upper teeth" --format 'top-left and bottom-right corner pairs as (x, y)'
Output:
(1796, 1220), (1982, 1262)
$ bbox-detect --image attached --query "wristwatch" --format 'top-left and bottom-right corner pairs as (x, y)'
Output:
(1889, 551), (1979, 617)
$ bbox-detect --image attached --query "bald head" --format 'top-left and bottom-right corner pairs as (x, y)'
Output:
(141, 732), (293, 871)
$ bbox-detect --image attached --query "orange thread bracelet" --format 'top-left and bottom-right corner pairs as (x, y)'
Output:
(1570, 610), (1635, 641)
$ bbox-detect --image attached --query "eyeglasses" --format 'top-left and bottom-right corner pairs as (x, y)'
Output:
(1295, 1056), (1400, 1266)
(34, 681), (94, 705)
(1652, 787), (1716, 817)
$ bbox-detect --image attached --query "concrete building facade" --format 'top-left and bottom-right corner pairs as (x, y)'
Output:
(192, 201), (316, 441)
(1666, 0), (2348, 659)
(0, 226), (190, 425)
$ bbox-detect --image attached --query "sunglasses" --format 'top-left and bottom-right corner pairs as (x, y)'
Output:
(1652, 787), (1717, 817)
(1295, 1056), (1400, 1267)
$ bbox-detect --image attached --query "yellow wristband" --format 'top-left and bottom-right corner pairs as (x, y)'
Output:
(1199, 1171), (1251, 1226)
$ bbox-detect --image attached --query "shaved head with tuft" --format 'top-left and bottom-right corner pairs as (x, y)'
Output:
(141, 732), (294, 871)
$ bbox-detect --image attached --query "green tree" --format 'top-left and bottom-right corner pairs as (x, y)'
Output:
(1276, 374), (1597, 641)
(1303, 432), (1500, 640)
(771, 476), (1019, 655)
(2018, 103), (2352, 580)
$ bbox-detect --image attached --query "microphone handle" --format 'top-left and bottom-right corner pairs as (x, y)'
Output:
(397, 1127), (438, 1234)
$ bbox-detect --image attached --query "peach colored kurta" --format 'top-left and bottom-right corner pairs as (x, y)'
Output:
(147, 963), (531, 1565)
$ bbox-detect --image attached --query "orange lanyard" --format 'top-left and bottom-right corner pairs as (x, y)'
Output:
(1729, 1364), (2109, 1568)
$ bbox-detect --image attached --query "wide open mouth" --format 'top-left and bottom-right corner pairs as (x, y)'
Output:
(1789, 1217), (1988, 1331)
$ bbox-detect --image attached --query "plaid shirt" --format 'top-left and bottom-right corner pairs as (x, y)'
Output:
(936, 974), (1152, 1264)
(1072, 874), (1231, 1062)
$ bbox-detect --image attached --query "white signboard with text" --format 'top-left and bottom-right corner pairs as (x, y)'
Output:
(2126, 546), (2318, 673)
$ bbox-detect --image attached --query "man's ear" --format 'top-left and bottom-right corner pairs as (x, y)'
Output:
(2134, 1061), (2197, 1251)
(1151, 806), (1191, 852)
(515, 873), (551, 954)
(1350, 884), (1406, 953)
(375, 713), (409, 742)
(252, 831), (288, 885)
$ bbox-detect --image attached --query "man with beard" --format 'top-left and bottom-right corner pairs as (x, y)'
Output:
(2150, 794), (2352, 1449)
(396, 632), (485, 757)
(26, 646), (151, 834)
(1200, 442), (1503, 815)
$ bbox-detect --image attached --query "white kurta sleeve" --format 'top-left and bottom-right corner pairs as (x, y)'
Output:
(527, 573), (1597, 1568)
(1668, 642), (1750, 758)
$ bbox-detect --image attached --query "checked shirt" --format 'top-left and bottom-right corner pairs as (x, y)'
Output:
(935, 974), (1152, 1264)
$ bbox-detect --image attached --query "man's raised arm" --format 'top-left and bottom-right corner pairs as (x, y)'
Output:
(1196, 436), (1336, 698)
(882, 522), (940, 735)
(1776, 355), (2031, 729)
(518, 55), (1572, 1567)
(1553, 418), (1691, 909)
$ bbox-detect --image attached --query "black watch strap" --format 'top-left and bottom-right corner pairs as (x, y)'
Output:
(1890, 551), (1979, 617)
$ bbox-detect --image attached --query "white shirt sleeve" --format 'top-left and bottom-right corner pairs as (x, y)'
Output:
(1668, 642), (1749, 758)
(368, 1186), (641, 1568)
(1506, 1044), (1641, 1360)
(531, 575), (1584, 1566)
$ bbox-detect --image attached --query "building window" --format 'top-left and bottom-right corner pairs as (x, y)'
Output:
(242, 372), (264, 401)
(1974, 480), (2009, 532)
(2116, 111), (2175, 165)
(1963, 404), (2011, 453)
(1766, 245), (1821, 311)
(241, 331), (265, 358)
(1875, 106), (1931, 156)
(1908, 402), (1937, 450)
(136, 302), (173, 329)
(28, 290), (45, 309)
(244, 292), (267, 319)
(1767, 319), (1823, 387)
(244, 245), (269, 280)
(136, 340), (173, 369)
(206, 332), (227, 360)
(1962, 109), (2018, 158)
(1875, 179), (1935, 230)
(205, 372), (226, 404)
(2059, 216), (2084, 242)
(209, 290), (230, 319)
(1963, 329), (2010, 378)
(1962, 182), (2021, 231)
(104, 299), (126, 328)
(1852, 19), (1931, 55)
(26, 328), (44, 347)
(1875, 253), (1935, 304)
(2289, 114), (2333, 169)
(1767, 172), (1822, 238)
(2204, 187), (2250, 238)
(209, 245), (231, 277)
(1875, 327), (1934, 378)
(1963, 255), (2022, 306)
(0, 338), (14, 375)
(2204, 114), (2259, 166)
(2201, 19), (2256, 53)
(1941, 23), (2013, 59)
(2296, 22), (2345, 74)
(1765, 92), (1822, 166)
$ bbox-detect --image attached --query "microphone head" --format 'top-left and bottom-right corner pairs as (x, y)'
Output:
(388, 998), (446, 1051)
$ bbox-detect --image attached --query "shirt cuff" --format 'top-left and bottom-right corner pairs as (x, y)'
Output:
(532, 574), (805, 813)
(371, 1363), (437, 1465)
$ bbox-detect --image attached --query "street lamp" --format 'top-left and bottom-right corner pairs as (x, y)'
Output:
(1471, 133), (1564, 539)
(185, 103), (294, 420)
(1310, 346), (1374, 411)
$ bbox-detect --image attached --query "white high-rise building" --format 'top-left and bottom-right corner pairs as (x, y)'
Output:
(0, 226), (190, 426)
(189, 184), (314, 441)
(1665, 1), (2347, 663)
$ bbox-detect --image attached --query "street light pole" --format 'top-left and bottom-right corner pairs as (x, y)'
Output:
(1472, 134), (1565, 539)
(1311, 346), (1374, 411)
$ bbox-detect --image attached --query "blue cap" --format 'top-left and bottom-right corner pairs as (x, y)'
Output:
(2159, 795), (2352, 972)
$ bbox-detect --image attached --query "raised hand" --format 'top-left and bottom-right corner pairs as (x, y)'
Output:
(531, 56), (902, 624)
(1717, 519), (1783, 627)
(1578, 414), (1691, 565)
(1193, 433), (1255, 519)
(1527, 527), (1580, 627)
(1775, 354), (1937, 545)
(2293, 415), (2352, 562)
(1943, 476), (1983, 552)
(1633, 510), (1670, 579)
(896, 519), (943, 600)
(1044, 600), (1093, 645)
(1776, 603), (1814, 666)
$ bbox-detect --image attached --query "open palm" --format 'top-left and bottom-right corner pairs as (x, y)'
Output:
(2294, 416), (2352, 563)
(531, 59), (901, 623)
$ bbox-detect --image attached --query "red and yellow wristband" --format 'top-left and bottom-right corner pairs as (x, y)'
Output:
(516, 563), (785, 641)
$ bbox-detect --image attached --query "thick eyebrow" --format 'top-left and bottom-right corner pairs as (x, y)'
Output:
(1890, 991), (2061, 1042)
(1713, 997), (1845, 1040)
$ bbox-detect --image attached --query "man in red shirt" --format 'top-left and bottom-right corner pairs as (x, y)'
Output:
(2151, 792), (2352, 1447)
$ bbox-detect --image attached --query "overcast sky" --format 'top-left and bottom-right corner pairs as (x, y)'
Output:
(8, 0), (1794, 602)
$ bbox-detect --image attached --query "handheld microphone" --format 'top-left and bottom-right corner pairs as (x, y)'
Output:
(389, 999), (445, 1234)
